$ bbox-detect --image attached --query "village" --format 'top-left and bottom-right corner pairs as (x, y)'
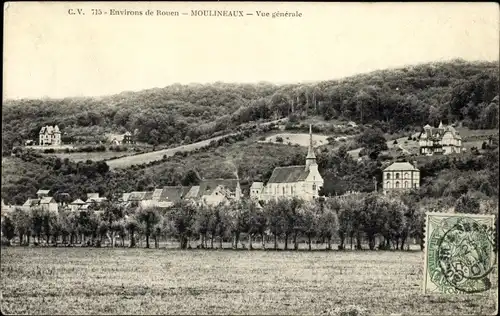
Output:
(2, 120), (470, 219)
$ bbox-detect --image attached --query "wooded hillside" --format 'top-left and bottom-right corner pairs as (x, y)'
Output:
(3, 59), (498, 152)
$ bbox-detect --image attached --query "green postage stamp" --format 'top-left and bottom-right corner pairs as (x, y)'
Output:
(423, 212), (497, 295)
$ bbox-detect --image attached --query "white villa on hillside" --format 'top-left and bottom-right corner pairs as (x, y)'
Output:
(39, 125), (62, 146)
(382, 162), (420, 194)
(252, 125), (324, 202)
(418, 121), (462, 155)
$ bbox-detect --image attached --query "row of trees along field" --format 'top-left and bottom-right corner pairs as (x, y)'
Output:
(2, 191), (497, 251)
(2, 60), (498, 152)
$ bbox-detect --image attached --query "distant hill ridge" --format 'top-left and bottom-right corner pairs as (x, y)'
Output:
(2, 59), (498, 153)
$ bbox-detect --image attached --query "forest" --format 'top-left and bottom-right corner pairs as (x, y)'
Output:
(2, 59), (498, 152)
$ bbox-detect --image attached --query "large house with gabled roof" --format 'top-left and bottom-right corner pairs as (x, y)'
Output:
(39, 125), (61, 146)
(418, 121), (462, 156)
(252, 125), (324, 202)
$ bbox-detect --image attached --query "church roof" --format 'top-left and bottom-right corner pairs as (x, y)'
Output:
(268, 165), (308, 183)
(197, 179), (239, 197)
(383, 162), (419, 171)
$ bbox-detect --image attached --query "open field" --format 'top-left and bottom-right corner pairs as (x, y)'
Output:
(1, 247), (497, 315)
(260, 133), (331, 147)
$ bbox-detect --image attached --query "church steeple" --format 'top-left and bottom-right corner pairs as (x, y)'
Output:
(305, 124), (317, 171)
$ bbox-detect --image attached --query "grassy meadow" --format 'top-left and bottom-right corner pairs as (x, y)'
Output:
(1, 247), (497, 315)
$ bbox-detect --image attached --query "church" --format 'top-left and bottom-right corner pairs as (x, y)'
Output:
(250, 125), (324, 202)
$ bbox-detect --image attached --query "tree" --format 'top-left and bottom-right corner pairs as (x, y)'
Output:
(264, 199), (285, 250)
(283, 197), (304, 250)
(136, 207), (162, 248)
(11, 208), (31, 245)
(337, 195), (363, 250)
(318, 202), (338, 250)
(31, 207), (45, 244)
(455, 192), (481, 214)
(101, 202), (125, 248)
(247, 200), (266, 250)
(297, 201), (319, 251)
(226, 199), (251, 249)
(166, 200), (197, 249)
(193, 204), (212, 248)
(1, 216), (16, 245)
(125, 216), (139, 247)
(357, 128), (388, 153)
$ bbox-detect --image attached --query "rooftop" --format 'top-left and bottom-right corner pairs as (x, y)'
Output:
(268, 165), (308, 183)
(383, 162), (419, 171)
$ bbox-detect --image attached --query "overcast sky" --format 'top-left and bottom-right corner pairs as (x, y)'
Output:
(3, 2), (499, 100)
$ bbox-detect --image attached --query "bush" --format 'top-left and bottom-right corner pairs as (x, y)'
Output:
(258, 136), (266, 141)
(393, 140), (398, 145)
(1, 237), (12, 246)
(275, 136), (284, 143)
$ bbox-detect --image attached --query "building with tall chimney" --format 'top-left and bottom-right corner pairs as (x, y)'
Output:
(251, 125), (324, 202)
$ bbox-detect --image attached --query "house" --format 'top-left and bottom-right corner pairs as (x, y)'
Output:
(110, 131), (134, 145)
(23, 198), (40, 210)
(418, 121), (462, 156)
(36, 189), (51, 199)
(250, 182), (264, 200)
(39, 197), (58, 212)
(39, 125), (62, 146)
(123, 131), (133, 144)
(119, 180), (241, 210)
(382, 161), (420, 194)
(197, 179), (242, 206)
(69, 199), (87, 212)
(23, 196), (58, 212)
(85, 193), (107, 204)
(256, 125), (324, 202)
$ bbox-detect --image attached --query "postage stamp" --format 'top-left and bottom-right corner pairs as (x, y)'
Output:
(423, 212), (497, 295)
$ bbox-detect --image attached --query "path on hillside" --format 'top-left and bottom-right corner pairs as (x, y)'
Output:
(106, 133), (238, 169)
(106, 119), (285, 169)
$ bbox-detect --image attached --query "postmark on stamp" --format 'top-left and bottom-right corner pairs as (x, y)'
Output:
(423, 212), (497, 294)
